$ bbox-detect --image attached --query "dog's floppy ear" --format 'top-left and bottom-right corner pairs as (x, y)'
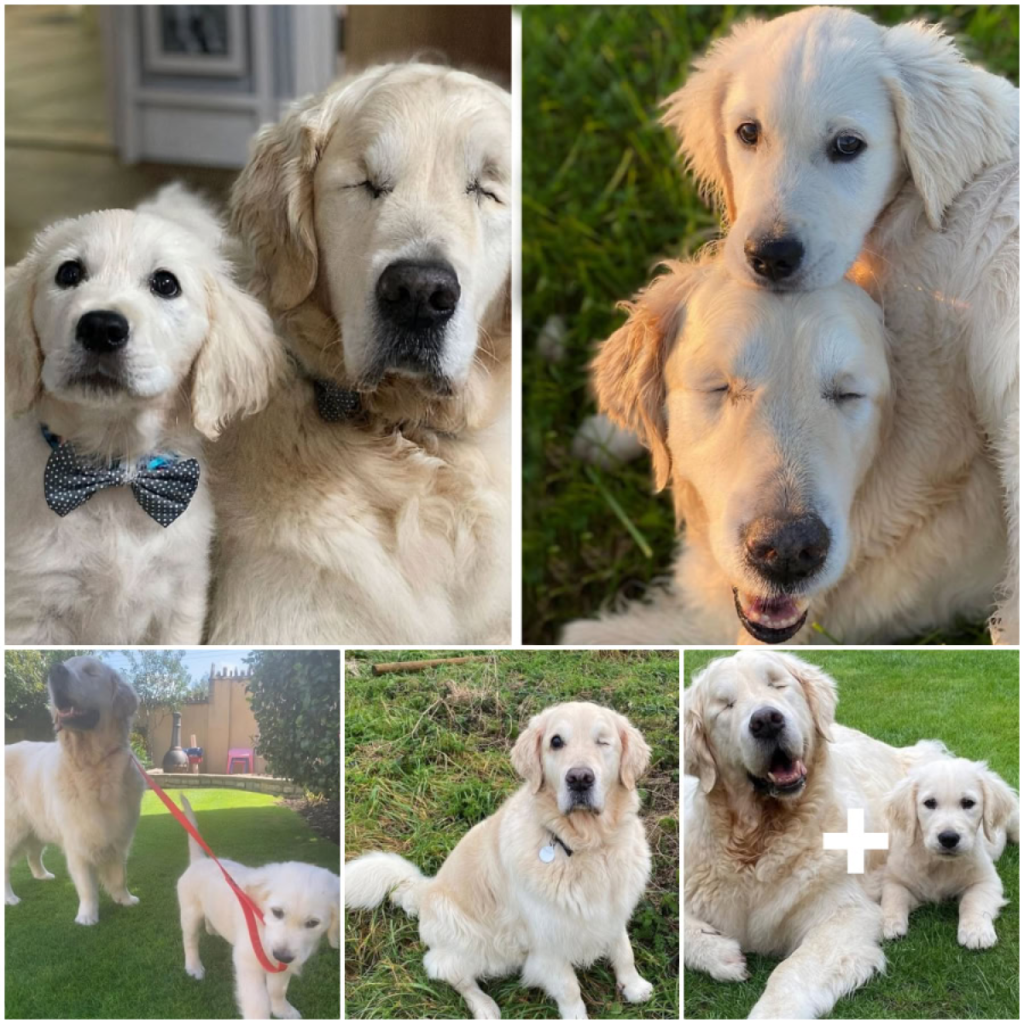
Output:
(615, 712), (651, 790)
(684, 681), (717, 794)
(884, 775), (920, 846)
(112, 673), (139, 721)
(661, 19), (763, 221)
(191, 274), (284, 440)
(774, 654), (837, 742)
(978, 763), (1019, 846)
(230, 93), (328, 312)
(5, 256), (44, 415)
(591, 261), (704, 492)
(881, 21), (1017, 231)
(511, 711), (546, 794)
(242, 871), (271, 908)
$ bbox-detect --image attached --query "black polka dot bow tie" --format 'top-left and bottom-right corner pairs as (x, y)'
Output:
(313, 378), (362, 422)
(41, 425), (200, 528)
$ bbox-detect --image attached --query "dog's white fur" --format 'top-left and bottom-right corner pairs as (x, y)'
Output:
(5, 184), (281, 643)
(662, 6), (1019, 639)
(880, 758), (1019, 949)
(208, 63), (511, 644)
(176, 794), (340, 1020)
(345, 702), (653, 1020)
(684, 651), (947, 1019)
(565, 258), (1005, 643)
(5, 657), (143, 925)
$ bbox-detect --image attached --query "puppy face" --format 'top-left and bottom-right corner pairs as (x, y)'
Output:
(313, 66), (511, 392)
(685, 651), (837, 799)
(19, 211), (213, 407)
(511, 701), (651, 815)
(48, 656), (138, 735)
(248, 863), (340, 969)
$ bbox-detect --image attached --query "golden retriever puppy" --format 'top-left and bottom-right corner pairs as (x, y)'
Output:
(566, 257), (1005, 644)
(5, 184), (282, 643)
(345, 702), (653, 1020)
(5, 657), (143, 924)
(176, 795), (340, 1020)
(663, 6), (1019, 639)
(209, 63), (511, 644)
(684, 651), (947, 1018)
(881, 758), (1019, 948)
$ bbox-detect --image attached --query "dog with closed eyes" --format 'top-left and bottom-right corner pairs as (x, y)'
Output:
(5, 184), (282, 643)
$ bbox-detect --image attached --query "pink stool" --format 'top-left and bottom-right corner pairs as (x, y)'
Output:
(226, 748), (254, 774)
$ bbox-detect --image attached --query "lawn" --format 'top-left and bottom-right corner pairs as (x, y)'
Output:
(682, 649), (1020, 1020)
(344, 649), (680, 1019)
(521, 4), (1019, 643)
(4, 788), (341, 1020)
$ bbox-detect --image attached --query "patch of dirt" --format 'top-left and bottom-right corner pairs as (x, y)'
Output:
(284, 797), (339, 845)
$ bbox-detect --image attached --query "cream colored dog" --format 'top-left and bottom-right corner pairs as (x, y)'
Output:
(209, 63), (511, 644)
(684, 651), (947, 1019)
(177, 795), (340, 1020)
(565, 257), (1005, 644)
(345, 702), (653, 1020)
(881, 758), (1019, 949)
(663, 6), (1019, 640)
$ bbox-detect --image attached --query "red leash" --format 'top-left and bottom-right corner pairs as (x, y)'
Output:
(132, 756), (286, 973)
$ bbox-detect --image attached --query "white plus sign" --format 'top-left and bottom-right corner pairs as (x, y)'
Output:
(823, 808), (888, 873)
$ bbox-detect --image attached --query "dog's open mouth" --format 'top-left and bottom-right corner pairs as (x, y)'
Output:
(748, 747), (808, 797)
(52, 701), (100, 731)
(733, 589), (809, 643)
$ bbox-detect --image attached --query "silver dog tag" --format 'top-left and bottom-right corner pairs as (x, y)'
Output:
(538, 844), (556, 863)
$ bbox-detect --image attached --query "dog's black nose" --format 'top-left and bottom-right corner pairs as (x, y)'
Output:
(744, 513), (831, 587)
(76, 310), (130, 353)
(938, 830), (960, 849)
(745, 236), (804, 281)
(272, 948), (295, 964)
(749, 706), (785, 740)
(566, 767), (595, 792)
(376, 259), (460, 332)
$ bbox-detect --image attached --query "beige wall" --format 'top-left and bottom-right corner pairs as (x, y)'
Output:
(149, 675), (266, 775)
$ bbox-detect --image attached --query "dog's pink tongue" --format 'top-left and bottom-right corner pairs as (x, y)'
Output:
(768, 759), (806, 785)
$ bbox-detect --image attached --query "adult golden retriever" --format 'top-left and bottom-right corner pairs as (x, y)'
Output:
(208, 63), (511, 644)
(684, 651), (946, 1018)
(345, 702), (653, 1019)
(5, 657), (144, 925)
(565, 257), (1006, 644)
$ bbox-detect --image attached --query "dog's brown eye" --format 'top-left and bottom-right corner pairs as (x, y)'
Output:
(271, 908), (284, 919)
(150, 270), (181, 298)
(831, 134), (865, 161)
(551, 735), (564, 749)
(468, 180), (502, 204)
(56, 260), (85, 289)
(961, 798), (976, 809)
(736, 122), (760, 147)
(305, 918), (320, 929)
(923, 798), (937, 809)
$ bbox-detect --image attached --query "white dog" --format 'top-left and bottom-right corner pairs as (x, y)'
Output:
(5, 657), (143, 924)
(881, 758), (1019, 949)
(208, 63), (512, 644)
(346, 702), (653, 1020)
(5, 184), (281, 643)
(176, 794), (340, 1020)
(565, 258), (1005, 644)
(684, 651), (947, 1019)
(662, 6), (1019, 640)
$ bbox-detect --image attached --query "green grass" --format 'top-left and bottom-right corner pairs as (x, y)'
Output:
(522, 5), (1019, 642)
(4, 788), (340, 1020)
(344, 649), (680, 1019)
(683, 649), (1019, 1020)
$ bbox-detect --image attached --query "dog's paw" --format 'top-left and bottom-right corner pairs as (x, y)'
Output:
(75, 908), (99, 926)
(34, 870), (56, 881)
(703, 932), (748, 982)
(115, 892), (140, 907)
(271, 1001), (302, 1020)
(882, 916), (908, 940)
(619, 976), (654, 1003)
(471, 995), (501, 1020)
(185, 962), (205, 981)
(558, 1001), (587, 1020)
(959, 918), (997, 949)
(5, 893), (21, 906)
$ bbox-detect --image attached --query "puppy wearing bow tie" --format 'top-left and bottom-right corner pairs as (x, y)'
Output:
(5, 185), (282, 643)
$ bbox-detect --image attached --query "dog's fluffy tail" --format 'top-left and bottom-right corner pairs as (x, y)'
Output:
(344, 852), (430, 917)
(179, 794), (205, 865)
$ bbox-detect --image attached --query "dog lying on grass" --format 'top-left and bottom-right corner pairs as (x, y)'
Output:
(176, 794), (340, 1020)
